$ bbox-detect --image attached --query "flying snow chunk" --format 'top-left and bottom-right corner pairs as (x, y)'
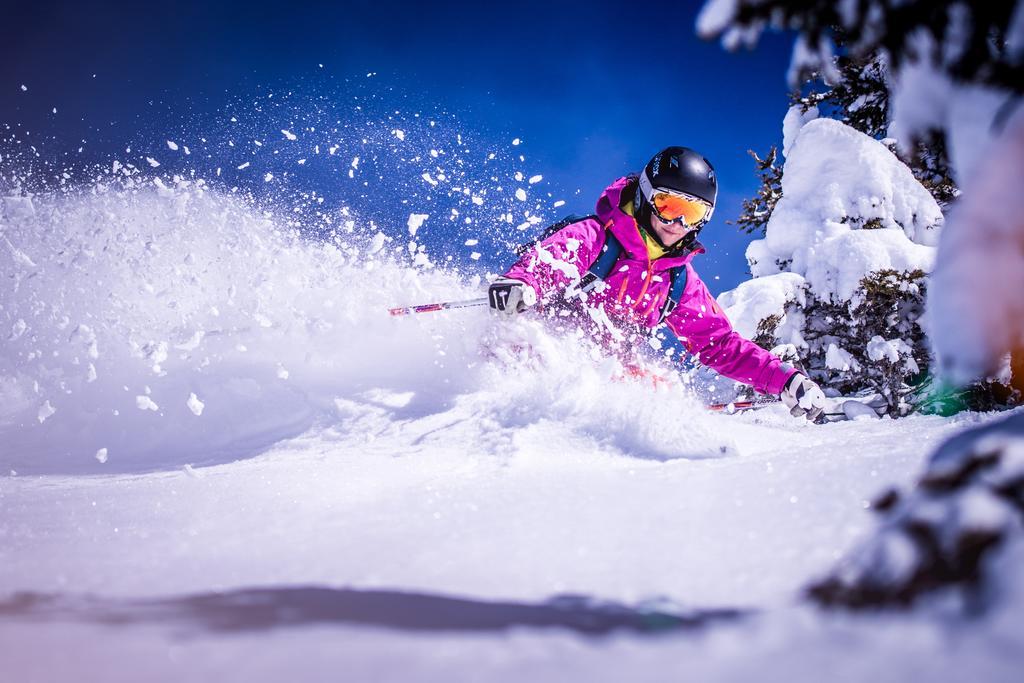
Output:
(512, 138), (521, 146)
(515, 188), (527, 201)
(187, 393), (205, 416)
(393, 129), (406, 141)
(529, 174), (543, 184)
(20, 84), (27, 92)
(281, 129), (297, 141)
(166, 140), (179, 151)
(9, 319), (27, 341)
(95, 448), (108, 464)
(264, 172), (274, 182)
(237, 162), (250, 170)
(38, 400), (56, 424)
(471, 196), (484, 205)
(464, 239), (479, 246)
(553, 200), (566, 208)
(136, 396), (159, 411)
(2, 196), (36, 222)
(407, 213), (429, 236)
(422, 173), (438, 186)
(146, 157), (161, 168)
(368, 232), (387, 255)
(470, 252), (481, 260)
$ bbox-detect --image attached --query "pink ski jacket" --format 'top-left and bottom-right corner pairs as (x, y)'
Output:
(504, 176), (796, 396)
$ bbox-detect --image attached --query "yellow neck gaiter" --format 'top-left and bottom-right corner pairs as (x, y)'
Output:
(622, 198), (668, 261)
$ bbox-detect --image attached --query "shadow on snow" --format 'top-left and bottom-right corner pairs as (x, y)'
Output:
(0, 585), (748, 637)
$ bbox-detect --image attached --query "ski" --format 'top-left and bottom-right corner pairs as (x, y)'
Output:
(707, 395), (888, 422)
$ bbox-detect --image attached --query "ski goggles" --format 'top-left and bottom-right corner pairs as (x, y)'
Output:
(639, 173), (714, 226)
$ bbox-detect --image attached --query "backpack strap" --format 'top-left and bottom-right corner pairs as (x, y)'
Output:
(658, 265), (688, 323)
(574, 229), (689, 322)
(576, 228), (624, 293)
(563, 225), (689, 322)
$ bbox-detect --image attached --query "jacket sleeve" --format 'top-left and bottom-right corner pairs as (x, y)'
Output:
(665, 265), (797, 396)
(502, 217), (608, 301)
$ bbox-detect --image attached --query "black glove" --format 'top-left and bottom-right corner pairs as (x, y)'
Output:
(780, 373), (827, 421)
(487, 277), (536, 315)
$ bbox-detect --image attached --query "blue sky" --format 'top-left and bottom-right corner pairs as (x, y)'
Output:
(1, 0), (796, 294)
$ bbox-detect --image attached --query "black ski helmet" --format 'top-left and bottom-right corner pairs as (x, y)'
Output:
(633, 146), (718, 239)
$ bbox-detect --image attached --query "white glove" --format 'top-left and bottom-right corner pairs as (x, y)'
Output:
(488, 277), (537, 315)
(780, 373), (826, 421)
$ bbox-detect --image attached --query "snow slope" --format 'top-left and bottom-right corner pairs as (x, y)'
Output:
(1, 182), (1022, 680)
(1, 395), (1019, 681)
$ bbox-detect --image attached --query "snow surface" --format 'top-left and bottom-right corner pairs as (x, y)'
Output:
(0, 182), (1021, 680)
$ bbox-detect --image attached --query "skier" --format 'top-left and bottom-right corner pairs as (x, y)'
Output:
(488, 146), (826, 420)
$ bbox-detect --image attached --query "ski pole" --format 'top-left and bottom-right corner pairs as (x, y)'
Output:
(388, 297), (490, 317)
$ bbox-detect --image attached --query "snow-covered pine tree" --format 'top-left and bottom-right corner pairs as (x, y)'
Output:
(793, 50), (959, 207)
(697, 1), (1023, 94)
(718, 112), (941, 414)
(734, 46), (956, 270)
(795, 50), (888, 138)
(700, 0), (1024, 613)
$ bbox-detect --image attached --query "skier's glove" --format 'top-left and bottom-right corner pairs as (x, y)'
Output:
(488, 277), (537, 315)
(780, 373), (826, 421)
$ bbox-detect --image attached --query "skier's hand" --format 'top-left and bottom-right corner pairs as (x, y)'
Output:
(780, 373), (826, 421)
(488, 277), (537, 315)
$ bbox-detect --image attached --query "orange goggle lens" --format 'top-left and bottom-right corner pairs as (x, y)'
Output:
(651, 191), (711, 225)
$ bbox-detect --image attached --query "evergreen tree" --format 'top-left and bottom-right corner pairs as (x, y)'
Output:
(752, 269), (929, 414)
(730, 147), (782, 236)
(704, 0), (1020, 214)
(720, 113), (945, 416)
(794, 52), (959, 207)
(794, 52), (889, 138)
(699, 1), (1023, 95)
